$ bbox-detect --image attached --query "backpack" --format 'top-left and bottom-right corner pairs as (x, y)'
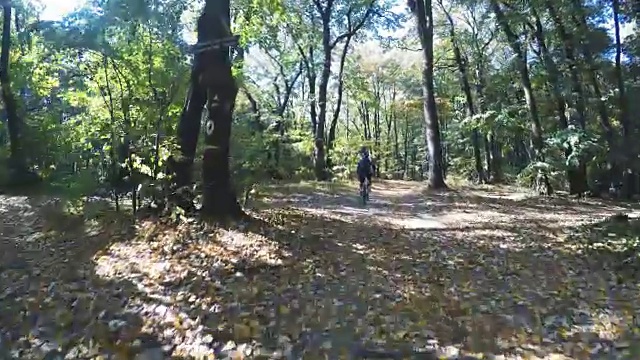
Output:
(358, 157), (373, 175)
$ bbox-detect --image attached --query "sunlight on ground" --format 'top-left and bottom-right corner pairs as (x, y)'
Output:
(391, 213), (447, 229)
(3, 182), (640, 358)
(91, 220), (295, 357)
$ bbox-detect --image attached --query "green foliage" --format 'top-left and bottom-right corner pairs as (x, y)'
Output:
(516, 161), (564, 190)
(230, 112), (275, 195)
(2, 0), (640, 204)
(3, 0), (640, 356)
(546, 126), (603, 168)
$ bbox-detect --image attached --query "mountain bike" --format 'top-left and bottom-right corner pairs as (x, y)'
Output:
(360, 177), (370, 205)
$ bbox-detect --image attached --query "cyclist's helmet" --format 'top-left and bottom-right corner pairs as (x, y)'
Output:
(360, 146), (369, 157)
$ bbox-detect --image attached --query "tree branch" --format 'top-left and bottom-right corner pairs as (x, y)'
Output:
(329, 0), (375, 49)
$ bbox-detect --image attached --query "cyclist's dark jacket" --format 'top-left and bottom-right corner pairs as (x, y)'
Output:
(357, 156), (374, 179)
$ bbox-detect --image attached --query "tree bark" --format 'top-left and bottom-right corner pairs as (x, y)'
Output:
(1, 4), (25, 172)
(488, 131), (502, 182)
(299, 45), (318, 136)
(313, 10), (333, 181)
(393, 100), (400, 173)
(198, 0), (242, 219)
(410, 0), (446, 189)
(168, 72), (206, 192)
(326, 36), (352, 154)
(474, 64), (499, 182)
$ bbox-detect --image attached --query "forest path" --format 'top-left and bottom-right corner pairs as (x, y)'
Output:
(261, 179), (630, 231)
(251, 180), (640, 358)
(1, 181), (640, 359)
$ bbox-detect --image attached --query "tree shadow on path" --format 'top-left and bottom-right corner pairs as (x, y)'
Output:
(3, 180), (640, 359)
(241, 180), (640, 358)
(0, 196), (168, 359)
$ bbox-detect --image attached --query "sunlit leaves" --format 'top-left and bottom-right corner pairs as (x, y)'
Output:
(546, 126), (602, 167)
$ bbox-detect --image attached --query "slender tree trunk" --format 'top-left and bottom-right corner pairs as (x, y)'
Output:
(361, 102), (371, 140)
(545, 0), (586, 131)
(475, 64), (498, 182)
(327, 39), (351, 152)
(373, 79), (381, 171)
(546, 0), (589, 192)
(532, 7), (587, 194)
(484, 134), (492, 178)
(491, 0), (550, 194)
(410, 0), (446, 189)
(403, 117), (409, 177)
(613, 0), (634, 197)
(270, 64), (302, 176)
(298, 45), (318, 136)
(198, 0), (242, 218)
(488, 131), (503, 182)
(326, 35), (352, 165)
(393, 104), (400, 173)
(569, 0), (618, 187)
(167, 68), (206, 206)
(440, 3), (484, 183)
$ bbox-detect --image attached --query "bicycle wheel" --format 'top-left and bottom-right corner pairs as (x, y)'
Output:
(361, 179), (369, 205)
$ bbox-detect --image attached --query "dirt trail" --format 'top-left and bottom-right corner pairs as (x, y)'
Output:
(1, 181), (639, 359)
(268, 180), (630, 231)
(254, 180), (640, 358)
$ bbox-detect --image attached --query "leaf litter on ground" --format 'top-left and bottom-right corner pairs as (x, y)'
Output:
(2, 181), (640, 359)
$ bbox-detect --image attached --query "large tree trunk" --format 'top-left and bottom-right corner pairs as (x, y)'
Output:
(411, 0), (446, 189)
(313, 13), (333, 181)
(532, 6), (587, 194)
(1, 4), (24, 172)
(488, 131), (503, 182)
(491, 0), (551, 194)
(198, 0), (242, 219)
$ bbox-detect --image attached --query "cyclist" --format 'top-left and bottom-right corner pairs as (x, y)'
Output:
(356, 146), (375, 194)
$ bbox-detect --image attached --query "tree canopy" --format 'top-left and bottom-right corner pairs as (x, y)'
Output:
(1, 0), (638, 207)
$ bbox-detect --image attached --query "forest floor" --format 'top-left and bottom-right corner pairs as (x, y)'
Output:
(1, 180), (640, 359)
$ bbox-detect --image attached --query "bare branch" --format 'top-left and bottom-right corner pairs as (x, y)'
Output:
(395, 44), (422, 51)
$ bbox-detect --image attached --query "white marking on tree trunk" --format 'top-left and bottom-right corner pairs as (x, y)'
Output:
(205, 120), (214, 135)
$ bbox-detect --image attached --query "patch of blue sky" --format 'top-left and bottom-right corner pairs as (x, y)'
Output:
(39, 0), (85, 20)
